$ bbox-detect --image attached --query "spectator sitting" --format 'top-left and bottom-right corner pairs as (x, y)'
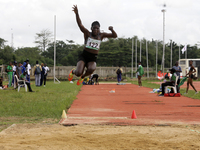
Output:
(0, 76), (5, 90)
(21, 62), (27, 74)
(19, 71), (34, 92)
(159, 68), (177, 97)
(164, 72), (169, 80)
(89, 74), (99, 85)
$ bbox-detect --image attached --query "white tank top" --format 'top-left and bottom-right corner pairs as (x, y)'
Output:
(85, 33), (101, 50)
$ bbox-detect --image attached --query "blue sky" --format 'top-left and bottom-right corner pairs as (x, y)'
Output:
(1, 0), (200, 48)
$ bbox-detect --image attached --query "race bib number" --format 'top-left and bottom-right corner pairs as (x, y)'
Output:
(85, 37), (101, 50)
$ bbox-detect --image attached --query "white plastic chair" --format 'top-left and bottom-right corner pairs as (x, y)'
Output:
(15, 75), (27, 92)
(165, 75), (179, 94)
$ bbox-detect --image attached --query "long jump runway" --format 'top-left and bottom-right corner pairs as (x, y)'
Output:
(60, 83), (200, 126)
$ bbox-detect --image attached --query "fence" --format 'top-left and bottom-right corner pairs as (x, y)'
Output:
(0, 65), (164, 80)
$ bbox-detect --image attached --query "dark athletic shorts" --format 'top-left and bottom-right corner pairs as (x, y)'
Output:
(78, 50), (98, 64)
(189, 74), (194, 79)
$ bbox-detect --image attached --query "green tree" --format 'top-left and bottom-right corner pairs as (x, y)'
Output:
(14, 47), (53, 66)
(1, 46), (15, 64)
(0, 38), (7, 49)
(35, 29), (53, 52)
(42, 40), (83, 66)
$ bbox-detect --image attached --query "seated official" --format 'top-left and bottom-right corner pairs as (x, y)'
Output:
(159, 68), (177, 97)
(89, 74), (99, 85)
(0, 76), (5, 89)
(19, 71), (34, 92)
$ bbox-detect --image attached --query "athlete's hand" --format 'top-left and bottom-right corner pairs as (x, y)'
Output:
(72, 5), (78, 14)
(108, 26), (113, 31)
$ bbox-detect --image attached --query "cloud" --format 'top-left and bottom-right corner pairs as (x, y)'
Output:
(0, 0), (200, 48)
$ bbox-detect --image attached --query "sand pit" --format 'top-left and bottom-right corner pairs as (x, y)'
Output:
(1, 83), (200, 149)
(0, 123), (200, 150)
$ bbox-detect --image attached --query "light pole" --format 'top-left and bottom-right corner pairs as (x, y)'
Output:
(146, 40), (149, 78)
(179, 43), (180, 62)
(170, 39), (172, 68)
(140, 40), (142, 62)
(135, 39), (137, 77)
(156, 41), (158, 77)
(54, 15), (56, 83)
(11, 28), (14, 49)
(161, 7), (166, 75)
(131, 38), (134, 78)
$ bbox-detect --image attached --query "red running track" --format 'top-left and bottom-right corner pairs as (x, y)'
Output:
(60, 83), (200, 126)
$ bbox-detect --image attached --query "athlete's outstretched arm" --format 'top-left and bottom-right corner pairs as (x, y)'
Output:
(72, 5), (89, 34)
(102, 26), (117, 39)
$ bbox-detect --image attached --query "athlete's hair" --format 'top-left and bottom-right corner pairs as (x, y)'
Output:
(91, 21), (100, 27)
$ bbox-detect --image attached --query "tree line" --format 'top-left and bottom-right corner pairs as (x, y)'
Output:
(1, 29), (200, 68)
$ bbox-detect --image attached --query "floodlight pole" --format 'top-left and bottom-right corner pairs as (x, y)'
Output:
(140, 40), (142, 62)
(146, 40), (149, 78)
(170, 39), (172, 68)
(185, 45), (187, 59)
(54, 15), (56, 83)
(161, 9), (166, 75)
(156, 41), (158, 77)
(131, 38), (134, 78)
(135, 39), (137, 77)
(11, 28), (14, 50)
(179, 43), (180, 61)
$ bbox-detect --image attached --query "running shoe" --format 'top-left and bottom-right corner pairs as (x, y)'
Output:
(77, 77), (84, 85)
(68, 68), (75, 81)
(195, 92), (199, 95)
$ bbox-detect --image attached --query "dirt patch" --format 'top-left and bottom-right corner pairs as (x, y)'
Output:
(0, 123), (200, 150)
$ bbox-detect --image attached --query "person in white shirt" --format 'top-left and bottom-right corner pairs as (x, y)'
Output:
(44, 64), (49, 87)
(26, 59), (31, 83)
(12, 61), (17, 86)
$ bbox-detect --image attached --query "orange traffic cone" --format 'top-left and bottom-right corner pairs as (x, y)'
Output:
(131, 110), (137, 119)
(109, 89), (115, 93)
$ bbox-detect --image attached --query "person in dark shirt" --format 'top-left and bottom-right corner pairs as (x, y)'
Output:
(40, 63), (45, 86)
(159, 68), (177, 97)
(89, 74), (99, 85)
(16, 62), (22, 78)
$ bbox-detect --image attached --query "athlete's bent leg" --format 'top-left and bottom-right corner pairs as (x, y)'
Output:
(73, 61), (85, 77)
(190, 80), (197, 92)
(82, 62), (96, 78)
(186, 79), (190, 93)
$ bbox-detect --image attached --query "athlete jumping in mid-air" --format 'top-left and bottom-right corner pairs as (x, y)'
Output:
(68, 5), (117, 85)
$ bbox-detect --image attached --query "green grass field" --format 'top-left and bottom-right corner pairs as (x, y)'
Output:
(0, 81), (82, 131)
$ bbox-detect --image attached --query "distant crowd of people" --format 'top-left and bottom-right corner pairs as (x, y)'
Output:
(0, 59), (49, 91)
